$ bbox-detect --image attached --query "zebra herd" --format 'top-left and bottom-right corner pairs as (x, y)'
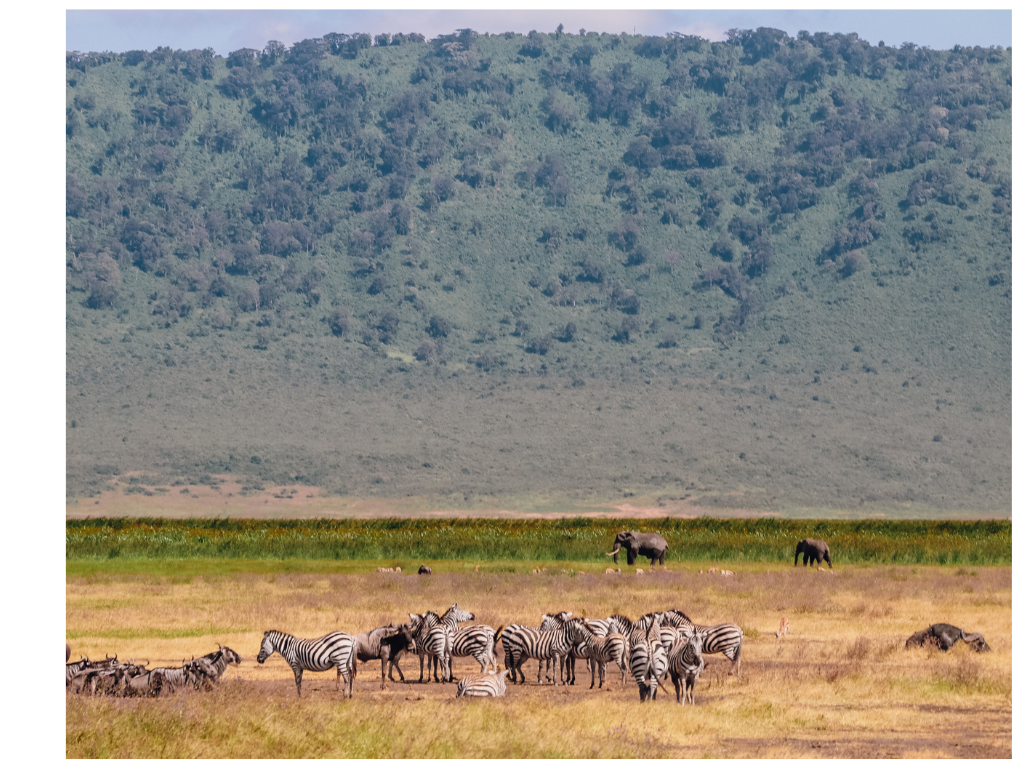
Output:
(255, 604), (742, 704)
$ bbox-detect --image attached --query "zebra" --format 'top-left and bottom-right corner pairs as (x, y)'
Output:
(539, 612), (573, 683)
(668, 631), (705, 705)
(499, 617), (591, 686)
(628, 613), (669, 702)
(455, 669), (510, 698)
(421, 604), (475, 683)
(565, 619), (628, 689)
(663, 609), (744, 675)
(256, 629), (357, 697)
(659, 625), (684, 656)
(452, 624), (503, 674)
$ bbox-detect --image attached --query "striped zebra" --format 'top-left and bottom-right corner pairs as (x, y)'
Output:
(406, 612), (437, 682)
(659, 625), (684, 656)
(256, 629), (357, 697)
(663, 609), (744, 675)
(455, 669), (510, 698)
(452, 624), (503, 674)
(566, 619), (628, 689)
(500, 618), (590, 685)
(628, 613), (669, 702)
(421, 604), (475, 683)
(539, 612), (574, 683)
(668, 631), (705, 705)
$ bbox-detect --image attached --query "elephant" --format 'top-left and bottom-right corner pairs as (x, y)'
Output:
(794, 538), (832, 568)
(606, 531), (668, 566)
(905, 623), (991, 653)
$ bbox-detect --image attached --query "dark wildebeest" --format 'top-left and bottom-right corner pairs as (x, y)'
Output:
(905, 623), (991, 652)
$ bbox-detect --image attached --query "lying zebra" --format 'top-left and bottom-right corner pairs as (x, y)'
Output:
(456, 669), (510, 698)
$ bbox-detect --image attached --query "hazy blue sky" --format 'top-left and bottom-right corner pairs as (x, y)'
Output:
(66, 9), (1012, 55)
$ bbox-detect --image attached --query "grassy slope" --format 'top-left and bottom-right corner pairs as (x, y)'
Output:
(65, 34), (1012, 513)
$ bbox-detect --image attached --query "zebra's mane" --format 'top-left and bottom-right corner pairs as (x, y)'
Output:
(666, 608), (694, 624)
(568, 617), (597, 636)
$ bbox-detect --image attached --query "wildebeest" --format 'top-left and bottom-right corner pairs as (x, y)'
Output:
(418, 565), (432, 575)
(905, 623), (991, 652)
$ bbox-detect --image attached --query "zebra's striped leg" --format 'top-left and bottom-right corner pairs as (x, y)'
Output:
(291, 665), (304, 697)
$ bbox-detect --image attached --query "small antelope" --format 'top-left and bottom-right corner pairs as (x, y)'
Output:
(475, 564), (480, 572)
(708, 567), (718, 574)
(636, 569), (644, 575)
(776, 617), (789, 639)
(378, 567), (394, 572)
(395, 566), (402, 573)
(721, 570), (735, 577)
(605, 568), (616, 574)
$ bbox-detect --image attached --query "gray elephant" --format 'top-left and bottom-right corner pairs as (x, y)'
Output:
(905, 623), (991, 653)
(606, 531), (668, 566)
(794, 538), (832, 568)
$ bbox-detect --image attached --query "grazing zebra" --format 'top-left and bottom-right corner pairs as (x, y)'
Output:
(628, 613), (668, 702)
(668, 632), (705, 705)
(663, 609), (744, 675)
(256, 629), (357, 697)
(455, 669), (510, 698)
(500, 618), (591, 685)
(452, 624), (503, 674)
(421, 604), (475, 683)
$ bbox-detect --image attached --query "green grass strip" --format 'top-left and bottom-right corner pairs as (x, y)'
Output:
(66, 517), (1010, 567)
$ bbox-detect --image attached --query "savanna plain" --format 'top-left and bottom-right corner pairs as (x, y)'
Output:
(67, 555), (1011, 758)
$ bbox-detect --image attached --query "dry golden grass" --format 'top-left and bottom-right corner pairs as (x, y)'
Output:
(66, 564), (1011, 758)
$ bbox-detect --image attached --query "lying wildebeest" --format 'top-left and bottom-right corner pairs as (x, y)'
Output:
(418, 565), (432, 575)
(905, 623), (991, 652)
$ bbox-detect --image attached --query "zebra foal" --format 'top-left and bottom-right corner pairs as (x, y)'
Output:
(455, 669), (510, 698)
(257, 629), (357, 697)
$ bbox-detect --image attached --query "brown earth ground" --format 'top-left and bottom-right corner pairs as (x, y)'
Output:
(66, 565), (1011, 758)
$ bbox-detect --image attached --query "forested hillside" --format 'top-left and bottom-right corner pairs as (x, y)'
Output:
(66, 28), (1012, 513)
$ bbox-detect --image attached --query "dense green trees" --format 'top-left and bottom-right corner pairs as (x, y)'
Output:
(65, 28), (1011, 505)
